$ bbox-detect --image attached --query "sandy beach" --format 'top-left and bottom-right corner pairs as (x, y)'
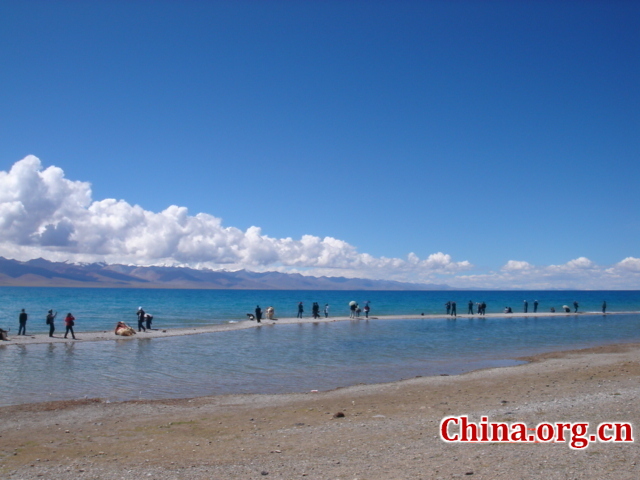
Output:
(1, 310), (632, 346)
(1, 333), (639, 479)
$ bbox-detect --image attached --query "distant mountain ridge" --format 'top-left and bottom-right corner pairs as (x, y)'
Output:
(0, 257), (451, 290)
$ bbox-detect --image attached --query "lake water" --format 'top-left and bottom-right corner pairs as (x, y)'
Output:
(1, 288), (639, 406)
(1, 287), (636, 332)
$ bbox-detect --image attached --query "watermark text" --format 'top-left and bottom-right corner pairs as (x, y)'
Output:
(440, 416), (633, 449)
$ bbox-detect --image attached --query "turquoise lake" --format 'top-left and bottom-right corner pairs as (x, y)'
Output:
(1, 288), (639, 406)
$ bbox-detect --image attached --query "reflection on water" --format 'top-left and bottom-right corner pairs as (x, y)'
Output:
(1, 314), (640, 406)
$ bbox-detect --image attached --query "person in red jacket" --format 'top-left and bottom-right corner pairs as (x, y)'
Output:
(64, 312), (76, 339)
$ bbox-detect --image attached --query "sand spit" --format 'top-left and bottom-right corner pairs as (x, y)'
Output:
(1, 342), (639, 479)
(1, 311), (634, 346)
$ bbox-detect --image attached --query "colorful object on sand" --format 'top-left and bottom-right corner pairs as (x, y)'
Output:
(115, 321), (136, 336)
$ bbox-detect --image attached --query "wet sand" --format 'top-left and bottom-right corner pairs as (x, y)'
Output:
(1, 339), (639, 479)
(1, 310), (632, 346)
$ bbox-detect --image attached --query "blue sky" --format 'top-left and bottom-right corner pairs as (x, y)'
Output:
(1, 1), (639, 288)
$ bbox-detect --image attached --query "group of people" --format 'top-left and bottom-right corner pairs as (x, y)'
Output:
(311, 302), (323, 319)
(445, 301), (457, 316)
(297, 302), (331, 319)
(10, 297), (613, 340)
(522, 300), (539, 313)
(136, 307), (154, 331)
(349, 301), (370, 319)
(250, 306), (276, 323)
(446, 300), (487, 316)
(259, 301), (376, 320)
(257, 300), (375, 321)
(13, 306), (160, 339)
(17, 308), (77, 339)
(11, 307), (156, 340)
(480, 300), (607, 315)
(447, 299), (608, 316)
(516, 300), (588, 314)
(465, 301), (487, 315)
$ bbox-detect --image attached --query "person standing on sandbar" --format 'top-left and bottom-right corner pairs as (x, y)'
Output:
(137, 307), (146, 332)
(64, 312), (76, 339)
(18, 309), (28, 335)
(46, 310), (57, 337)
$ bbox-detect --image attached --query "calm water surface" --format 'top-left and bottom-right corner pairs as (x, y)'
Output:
(2, 310), (640, 406)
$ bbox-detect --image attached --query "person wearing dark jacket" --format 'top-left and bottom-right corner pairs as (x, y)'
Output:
(137, 307), (146, 332)
(255, 305), (262, 323)
(145, 313), (153, 330)
(18, 309), (28, 335)
(46, 310), (57, 337)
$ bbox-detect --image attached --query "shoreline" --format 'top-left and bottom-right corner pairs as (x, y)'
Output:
(1, 310), (633, 346)
(1, 341), (639, 479)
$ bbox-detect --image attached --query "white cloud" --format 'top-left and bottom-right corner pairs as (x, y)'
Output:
(615, 257), (640, 272)
(0, 156), (471, 281)
(1, 156), (638, 288)
(450, 257), (640, 289)
(565, 257), (595, 269)
(547, 256), (595, 272)
(501, 260), (533, 272)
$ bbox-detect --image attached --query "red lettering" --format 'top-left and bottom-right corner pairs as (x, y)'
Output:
(440, 417), (459, 441)
(510, 423), (528, 442)
(555, 422), (570, 442)
(614, 423), (633, 442)
(536, 423), (554, 442)
(570, 423), (589, 449)
(480, 416), (489, 441)
(490, 423), (509, 442)
(439, 417), (633, 447)
(460, 416), (479, 442)
(598, 423), (613, 442)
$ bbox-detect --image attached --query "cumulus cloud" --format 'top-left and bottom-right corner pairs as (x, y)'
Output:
(547, 256), (595, 272)
(0, 156), (471, 281)
(501, 260), (533, 272)
(615, 257), (640, 272)
(2, 156), (638, 288)
(450, 257), (640, 289)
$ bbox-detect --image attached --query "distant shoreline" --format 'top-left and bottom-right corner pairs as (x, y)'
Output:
(2, 282), (639, 291)
(2, 310), (635, 346)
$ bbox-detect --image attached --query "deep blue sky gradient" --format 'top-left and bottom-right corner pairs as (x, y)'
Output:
(1, 0), (638, 271)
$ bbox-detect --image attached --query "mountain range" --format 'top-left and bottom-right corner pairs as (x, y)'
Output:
(0, 257), (451, 290)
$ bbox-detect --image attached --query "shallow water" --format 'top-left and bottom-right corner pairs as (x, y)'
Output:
(2, 312), (639, 406)
(0, 287), (636, 333)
